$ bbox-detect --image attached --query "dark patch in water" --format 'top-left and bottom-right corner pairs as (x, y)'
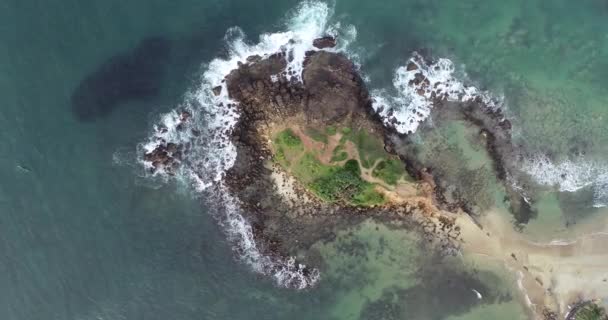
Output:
(507, 193), (538, 226)
(71, 37), (170, 121)
(558, 187), (599, 226)
(361, 266), (511, 320)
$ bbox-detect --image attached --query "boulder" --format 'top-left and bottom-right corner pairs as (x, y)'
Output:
(312, 36), (337, 49)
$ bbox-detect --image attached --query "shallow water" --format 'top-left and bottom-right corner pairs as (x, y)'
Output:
(2, 0), (607, 319)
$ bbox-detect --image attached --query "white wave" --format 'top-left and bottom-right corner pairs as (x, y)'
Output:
(325, 21), (359, 64)
(138, 1), (337, 190)
(211, 184), (320, 289)
(137, 1), (338, 288)
(371, 52), (500, 134)
(523, 154), (608, 208)
(471, 288), (483, 299)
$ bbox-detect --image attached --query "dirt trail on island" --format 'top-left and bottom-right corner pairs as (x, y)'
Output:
(456, 209), (608, 318)
(282, 124), (422, 201)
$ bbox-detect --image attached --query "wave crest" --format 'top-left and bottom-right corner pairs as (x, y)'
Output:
(371, 52), (500, 134)
(209, 184), (320, 289)
(523, 155), (608, 208)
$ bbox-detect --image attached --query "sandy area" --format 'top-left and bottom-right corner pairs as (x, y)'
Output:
(456, 209), (608, 318)
(268, 164), (312, 206)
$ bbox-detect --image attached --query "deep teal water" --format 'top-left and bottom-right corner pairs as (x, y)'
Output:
(1, 1), (607, 319)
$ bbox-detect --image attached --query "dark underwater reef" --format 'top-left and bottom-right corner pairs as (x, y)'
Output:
(71, 37), (170, 121)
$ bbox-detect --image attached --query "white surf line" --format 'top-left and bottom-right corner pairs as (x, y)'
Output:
(522, 154), (608, 208)
(371, 52), (501, 135)
(137, 1), (357, 289)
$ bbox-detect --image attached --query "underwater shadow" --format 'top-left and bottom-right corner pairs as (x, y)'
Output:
(71, 37), (171, 121)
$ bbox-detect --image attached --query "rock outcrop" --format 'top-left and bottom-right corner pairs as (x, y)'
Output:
(221, 49), (458, 266)
(312, 36), (337, 49)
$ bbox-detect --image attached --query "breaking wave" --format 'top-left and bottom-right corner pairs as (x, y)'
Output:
(371, 52), (500, 135)
(523, 154), (608, 208)
(136, 1), (350, 288)
(209, 184), (320, 289)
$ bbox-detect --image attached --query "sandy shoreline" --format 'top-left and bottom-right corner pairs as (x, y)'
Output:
(456, 208), (608, 318)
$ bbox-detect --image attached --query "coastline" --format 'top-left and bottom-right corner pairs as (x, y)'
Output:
(139, 18), (607, 318)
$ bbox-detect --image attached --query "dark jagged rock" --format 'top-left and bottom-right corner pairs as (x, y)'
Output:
(302, 51), (371, 123)
(312, 36), (337, 49)
(71, 37), (170, 121)
(143, 111), (191, 174)
(212, 85), (222, 96)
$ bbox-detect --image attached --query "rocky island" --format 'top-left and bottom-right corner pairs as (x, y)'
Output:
(143, 36), (608, 320)
(221, 44), (458, 270)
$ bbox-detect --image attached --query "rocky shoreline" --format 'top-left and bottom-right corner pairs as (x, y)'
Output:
(141, 37), (525, 274)
(139, 34), (608, 317)
(220, 44), (458, 266)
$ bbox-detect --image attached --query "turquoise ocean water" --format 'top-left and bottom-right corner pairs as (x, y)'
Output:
(2, 1), (607, 319)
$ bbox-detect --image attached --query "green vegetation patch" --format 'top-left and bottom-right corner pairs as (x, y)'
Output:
(340, 127), (352, 135)
(308, 159), (385, 206)
(572, 303), (608, 320)
(292, 152), (334, 183)
(352, 184), (385, 206)
(372, 158), (408, 185)
(274, 128), (302, 148)
(272, 128), (305, 166)
(325, 125), (337, 136)
(270, 127), (392, 207)
(274, 147), (289, 166)
(341, 128), (387, 169)
(331, 144), (349, 162)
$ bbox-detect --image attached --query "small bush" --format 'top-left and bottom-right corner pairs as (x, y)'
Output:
(573, 303), (608, 320)
(308, 159), (383, 206)
(274, 147), (289, 166)
(299, 152), (326, 177)
(275, 128), (302, 147)
(372, 158), (406, 185)
(326, 126), (337, 136)
(352, 185), (385, 206)
(331, 151), (348, 162)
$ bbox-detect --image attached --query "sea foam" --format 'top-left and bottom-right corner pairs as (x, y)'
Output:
(371, 52), (499, 135)
(523, 154), (608, 208)
(211, 184), (320, 289)
(137, 1), (341, 288)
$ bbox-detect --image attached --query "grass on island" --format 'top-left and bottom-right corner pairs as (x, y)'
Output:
(573, 303), (608, 320)
(273, 128), (303, 167)
(290, 152), (384, 206)
(275, 128), (302, 148)
(372, 158), (410, 185)
(340, 128), (387, 169)
(309, 159), (384, 206)
(271, 126), (414, 206)
(331, 144), (349, 162)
